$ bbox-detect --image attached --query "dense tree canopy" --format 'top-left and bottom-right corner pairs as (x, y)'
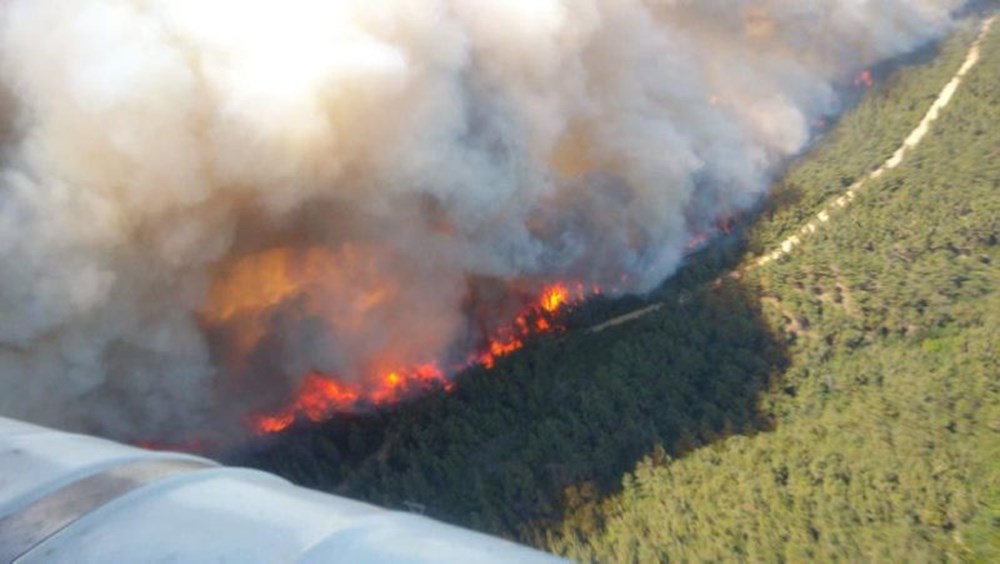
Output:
(241, 14), (1000, 561)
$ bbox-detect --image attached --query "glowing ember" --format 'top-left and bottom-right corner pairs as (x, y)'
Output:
(686, 213), (741, 251)
(248, 363), (454, 434)
(716, 214), (737, 235)
(540, 283), (570, 313)
(475, 282), (586, 369)
(855, 69), (874, 88)
(686, 232), (711, 251)
(369, 363), (449, 405)
(250, 372), (362, 434)
(248, 281), (589, 435)
(478, 333), (525, 369)
(254, 413), (296, 435)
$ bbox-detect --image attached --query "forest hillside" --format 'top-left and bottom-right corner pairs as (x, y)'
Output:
(243, 12), (1000, 561)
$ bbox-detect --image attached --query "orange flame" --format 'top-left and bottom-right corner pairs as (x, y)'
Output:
(247, 281), (589, 435)
(250, 372), (362, 434)
(855, 69), (873, 88)
(475, 281), (587, 369)
(247, 365), (455, 434)
(540, 283), (570, 313)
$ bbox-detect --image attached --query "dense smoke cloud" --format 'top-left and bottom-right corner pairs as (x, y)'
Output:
(0, 0), (961, 440)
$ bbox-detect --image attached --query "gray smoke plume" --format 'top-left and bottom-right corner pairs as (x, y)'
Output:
(0, 0), (961, 442)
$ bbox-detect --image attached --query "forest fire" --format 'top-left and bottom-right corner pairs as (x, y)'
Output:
(243, 279), (589, 435)
(250, 372), (362, 434)
(685, 213), (741, 252)
(476, 282), (588, 368)
(855, 69), (874, 88)
(0, 0), (958, 445)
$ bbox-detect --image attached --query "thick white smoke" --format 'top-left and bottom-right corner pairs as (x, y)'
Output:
(0, 0), (960, 441)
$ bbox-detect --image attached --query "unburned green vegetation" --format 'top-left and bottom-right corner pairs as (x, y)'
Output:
(240, 15), (1000, 561)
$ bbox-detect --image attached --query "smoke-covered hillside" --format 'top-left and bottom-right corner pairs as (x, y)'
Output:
(244, 12), (1000, 560)
(0, 0), (966, 441)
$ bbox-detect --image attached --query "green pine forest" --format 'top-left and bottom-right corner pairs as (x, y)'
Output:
(241, 13), (1000, 561)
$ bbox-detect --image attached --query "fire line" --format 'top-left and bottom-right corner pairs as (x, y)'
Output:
(248, 281), (591, 435)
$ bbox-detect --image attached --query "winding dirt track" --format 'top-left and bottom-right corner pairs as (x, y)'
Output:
(752, 15), (996, 270)
(587, 303), (664, 333)
(590, 16), (996, 334)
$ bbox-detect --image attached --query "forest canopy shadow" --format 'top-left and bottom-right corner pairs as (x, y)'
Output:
(235, 12), (998, 555)
(233, 234), (789, 542)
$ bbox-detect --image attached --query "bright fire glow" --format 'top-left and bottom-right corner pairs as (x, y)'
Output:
(475, 282), (588, 370)
(249, 366), (455, 434)
(540, 283), (570, 313)
(247, 281), (590, 435)
(855, 69), (874, 88)
(250, 372), (361, 434)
